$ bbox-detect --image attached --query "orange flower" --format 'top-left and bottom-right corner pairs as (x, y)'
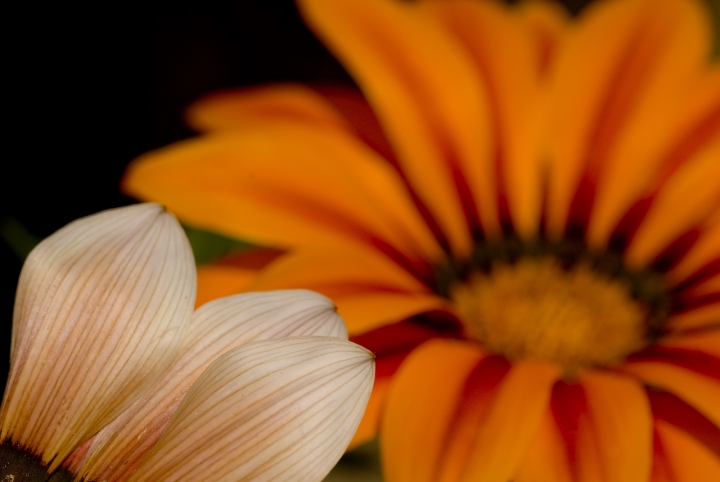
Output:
(124, 0), (720, 480)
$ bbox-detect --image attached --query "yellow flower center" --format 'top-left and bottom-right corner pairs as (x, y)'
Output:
(450, 257), (657, 370)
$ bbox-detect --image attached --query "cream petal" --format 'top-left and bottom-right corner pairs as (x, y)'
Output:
(129, 337), (375, 482)
(0, 203), (196, 468)
(77, 289), (347, 481)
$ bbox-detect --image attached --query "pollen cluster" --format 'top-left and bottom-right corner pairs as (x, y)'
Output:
(451, 257), (652, 370)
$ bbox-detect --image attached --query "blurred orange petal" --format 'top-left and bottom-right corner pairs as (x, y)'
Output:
(381, 339), (486, 482)
(578, 371), (653, 482)
(299, 0), (492, 256)
(460, 360), (560, 482)
(125, 124), (442, 265)
(514, 405), (572, 482)
(655, 420), (720, 481)
(621, 361), (720, 428)
(186, 84), (351, 133)
(422, 0), (547, 238)
(248, 246), (447, 334)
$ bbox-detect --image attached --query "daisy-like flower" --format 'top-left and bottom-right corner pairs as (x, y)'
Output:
(0, 203), (374, 481)
(123, 0), (720, 480)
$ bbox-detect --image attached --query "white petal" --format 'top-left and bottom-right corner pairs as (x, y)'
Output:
(0, 203), (196, 468)
(129, 337), (375, 482)
(77, 289), (347, 481)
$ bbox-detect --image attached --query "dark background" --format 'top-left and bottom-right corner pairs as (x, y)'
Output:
(5, 0), (711, 395)
(1, 0), (355, 391)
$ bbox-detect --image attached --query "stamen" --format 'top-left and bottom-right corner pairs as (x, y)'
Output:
(442, 238), (670, 370)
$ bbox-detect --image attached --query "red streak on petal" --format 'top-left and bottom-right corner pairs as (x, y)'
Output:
(551, 380), (588, 472)
(648, 389), (720, 457)
(627, 348), (720, 382)
(434, 355), (511, 479)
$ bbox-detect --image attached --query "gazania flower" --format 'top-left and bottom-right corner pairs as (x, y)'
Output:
(124, 0), (720, 480)
(0, 203), (374, 481)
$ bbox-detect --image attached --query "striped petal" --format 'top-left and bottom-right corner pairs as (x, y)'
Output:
(655, 420), (720, 482)
(659, 329), (720, 357)
(77, 290), (346, 481)
(128, 337), (374, 482)
(0, 204), (196, 468)
(248, 246), (447, 335)
(381, 339), (487, 482)
(586, 0), (713, 248)
(299, 0), (491, 257)
(422, 0), (547, 238)
(625, 136), (720, 268)
(545, 0), (712, 240)
(350, 321), (453, 449)
(124, 124), (442, 266)
(577, 371), (653, 482)
(669, 304), (720, 332)
(621, 361), (720, 428)
(460, 360), (560, 482)
(514, 405), (572, 482)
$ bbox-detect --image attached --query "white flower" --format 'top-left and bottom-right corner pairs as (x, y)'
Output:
(0, 204), (374, 482)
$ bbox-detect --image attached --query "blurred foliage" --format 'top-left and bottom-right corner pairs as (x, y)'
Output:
(0, 217), (253, 267)
(324, 439), (383, 482)
(182, 224), (254, 264)
(0, 218), (40, 261)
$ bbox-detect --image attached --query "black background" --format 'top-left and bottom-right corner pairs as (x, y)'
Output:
(1, 0), (354, 391)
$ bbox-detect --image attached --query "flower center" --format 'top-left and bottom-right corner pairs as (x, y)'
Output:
(0, 440), (74, 482)
(442, 240), (669, 370)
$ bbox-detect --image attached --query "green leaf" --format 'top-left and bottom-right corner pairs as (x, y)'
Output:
(182, 224), (255, 265)
(1, 218), (40, 261)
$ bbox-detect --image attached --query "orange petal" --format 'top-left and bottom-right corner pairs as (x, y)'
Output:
(668, 215), (720, 285)
(656, 420), (720, 482)
(332, 293), (448, 336)
(348, 375), (390, 450)
(248, 246), (446, 335)
(381, 339), (485, 482)
(195, 264), (257, 308)
(546, 0), (643, 237)
(514, 405), (572, 482)
(421, 0), (545, 238)
(657, 67), (720, 284)
(429, 356), (510, 482)
(299, 0), (491, 257)
(682, 272), (720, 298)
(578, 371), (653, 482)
(668, 303), (720, 332)
(625, 137), (720, 268)
(460, 360), (561, 482)
(660, 328), (720, 357)
(186, 84), (351, 133)
(545, 0), (711, 239)
(124, 124), (442, 266)
(196, 248), (285, 308)
(621, 360), (720, 428)
(515, 0), (569, 73)
(585, 0), (713, 248)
